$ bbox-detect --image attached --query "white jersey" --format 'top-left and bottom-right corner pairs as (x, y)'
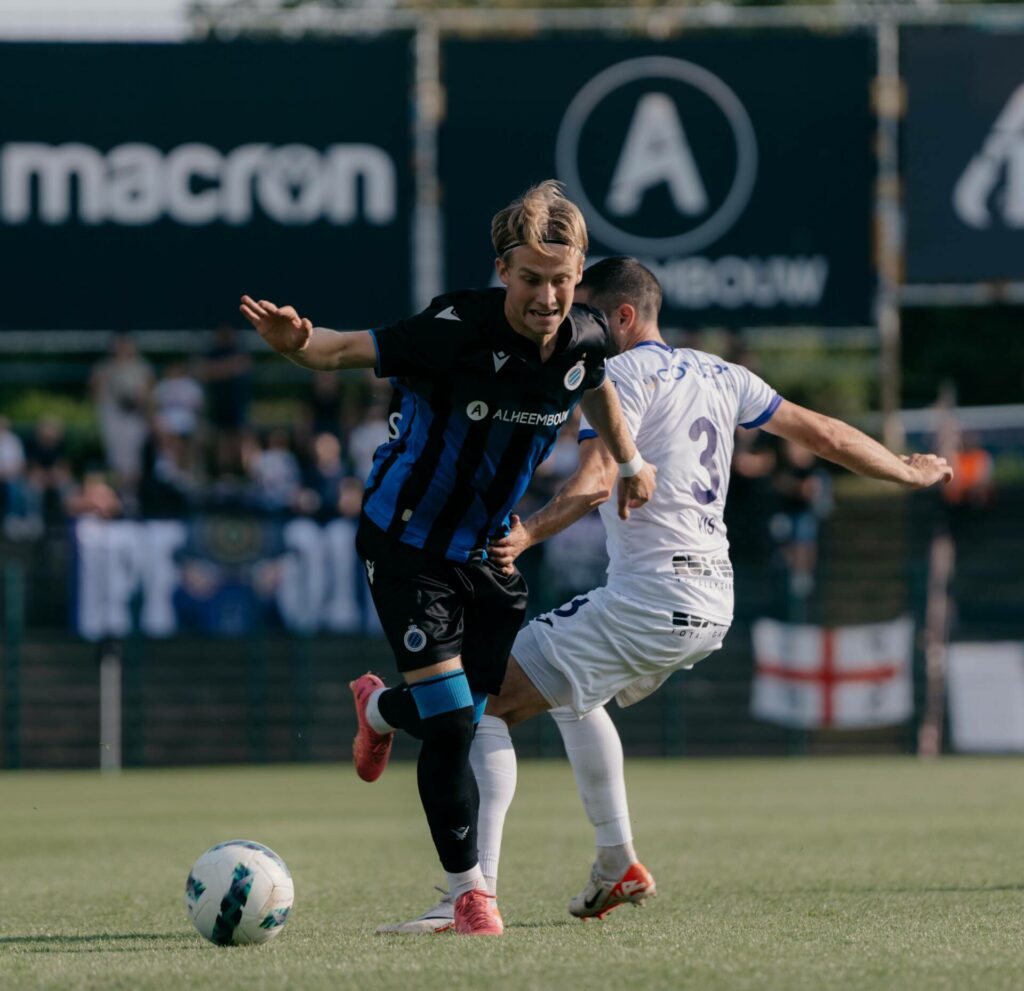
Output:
(579, 342), (780, 625)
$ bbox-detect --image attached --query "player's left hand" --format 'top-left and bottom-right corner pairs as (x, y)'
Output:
(488, 515), (532, 574)
(899, 453), (954, 488)
(618, 462), (657, 520)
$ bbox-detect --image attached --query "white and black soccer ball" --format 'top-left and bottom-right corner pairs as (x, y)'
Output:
(185, 840), (295, 946)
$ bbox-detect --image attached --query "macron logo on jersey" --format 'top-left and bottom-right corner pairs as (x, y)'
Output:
(493, 351), (510, 373)
(435, 305), (460, 321)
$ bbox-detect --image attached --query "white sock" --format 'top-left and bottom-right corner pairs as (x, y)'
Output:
(549, 706), (637, 876)
(446, 864), (487, 901)
(365, 687), (394, 735)
(469, 714), (516, 895)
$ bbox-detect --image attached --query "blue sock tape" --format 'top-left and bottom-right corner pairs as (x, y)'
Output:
(471, 690), (487, 725)
(410, 670), (473, 719)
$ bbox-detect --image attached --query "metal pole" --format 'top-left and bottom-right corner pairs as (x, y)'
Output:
(917, 532), (955, 758)
(875, 18), (904, 452)
(98, 642), (122, 773)
(411, 17), (444, 310)
(3, 562), (24, 769)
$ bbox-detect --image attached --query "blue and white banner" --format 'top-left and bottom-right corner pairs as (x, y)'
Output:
(73, 517), (380, 640)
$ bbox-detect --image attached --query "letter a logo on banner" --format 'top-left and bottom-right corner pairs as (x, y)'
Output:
(953, 83), (1024, 229)
(606, 93), (709, 218)
(556, 56), (758, 256)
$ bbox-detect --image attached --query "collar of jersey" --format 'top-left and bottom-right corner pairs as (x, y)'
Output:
(634, 340), (673, 352)
(493, 298), (577, 364)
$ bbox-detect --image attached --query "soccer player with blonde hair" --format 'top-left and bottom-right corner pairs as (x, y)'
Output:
(240, 184), (656, 935)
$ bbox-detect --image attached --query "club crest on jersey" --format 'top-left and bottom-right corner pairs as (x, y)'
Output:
(564, 360), (586, 391)
(466, 400), (489, 421)
(403, 624), (428, 652)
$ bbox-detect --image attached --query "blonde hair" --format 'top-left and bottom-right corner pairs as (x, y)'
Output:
(491, 180), (588, 259)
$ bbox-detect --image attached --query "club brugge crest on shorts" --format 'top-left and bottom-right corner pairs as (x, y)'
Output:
(564, 360), (586, 390)
(403, 623), (427, 652)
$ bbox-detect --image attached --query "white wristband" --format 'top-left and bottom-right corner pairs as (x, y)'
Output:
(618, 452), (645, 478)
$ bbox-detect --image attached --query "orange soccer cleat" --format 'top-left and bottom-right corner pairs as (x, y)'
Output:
(568, 862), (657, 920)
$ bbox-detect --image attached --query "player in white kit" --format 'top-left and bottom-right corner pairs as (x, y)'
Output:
(379, 258), (953, 933)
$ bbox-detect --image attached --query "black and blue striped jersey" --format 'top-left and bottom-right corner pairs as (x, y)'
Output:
(363, 287), (612, 563)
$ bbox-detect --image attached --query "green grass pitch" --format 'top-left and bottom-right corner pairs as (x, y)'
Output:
(2, 758), (1022, 991)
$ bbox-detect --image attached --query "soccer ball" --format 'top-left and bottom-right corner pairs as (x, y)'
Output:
(185, 840), (295, 946)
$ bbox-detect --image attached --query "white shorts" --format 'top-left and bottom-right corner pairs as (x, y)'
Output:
(513, 583), (729, 717)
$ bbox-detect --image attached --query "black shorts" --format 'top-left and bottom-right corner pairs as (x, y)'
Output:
(355, 518), (528, 696)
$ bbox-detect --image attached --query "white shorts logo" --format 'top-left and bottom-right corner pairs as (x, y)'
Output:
(564, 360), (586, 391)
(555, 57), (757, 255)
(466, 400), (489, 421)
(403, 624), (427, 652)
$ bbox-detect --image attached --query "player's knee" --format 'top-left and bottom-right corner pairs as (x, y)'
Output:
(410, 670), (476, 749)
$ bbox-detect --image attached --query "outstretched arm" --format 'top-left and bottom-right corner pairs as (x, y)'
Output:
(762, 400), (953, 489)
(488, 438), (615, 572)
(579, 379), (656, 518)
(239, 296), (377, 371)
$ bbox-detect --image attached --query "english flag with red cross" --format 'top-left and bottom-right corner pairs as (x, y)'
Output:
(751, 616), (914, 729)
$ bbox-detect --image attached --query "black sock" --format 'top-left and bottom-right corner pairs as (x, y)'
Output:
(416, 706), (478, 873)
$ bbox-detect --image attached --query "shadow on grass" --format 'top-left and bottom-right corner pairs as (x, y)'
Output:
(0, 932), (196, 951)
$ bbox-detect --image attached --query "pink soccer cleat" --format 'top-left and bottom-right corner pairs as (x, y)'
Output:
(453, 889), (504, 936)
(349, 672), (393, 783)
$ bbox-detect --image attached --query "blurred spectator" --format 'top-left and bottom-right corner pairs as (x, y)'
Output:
(937, 414), (994, 541)
(248, 428), (301, 514)
(337, 475), (364, 519)
(65, 468), (122, 519)
(298, 432), (349, 520)
(203, 324), (252, 475)
(0, 416), (30, 538)
(348, 400), (390, 480)
(543, 510), (609, 608)
(726, 426), (778, 563)
(139, 418), (198, 517)
(942, 430), (994, 510)
(25, 415), (73, 529)
(305, 370), (344, 441)
(90, 332), (154, 496)
(769, 439), (833, 601)
(154, 360), (204, 440)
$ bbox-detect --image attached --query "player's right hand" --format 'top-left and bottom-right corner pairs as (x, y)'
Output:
(617, 461), (657, 520)
(240, 295), (313, 355)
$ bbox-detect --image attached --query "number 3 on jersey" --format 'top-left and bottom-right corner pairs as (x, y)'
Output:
(689, 417), (721, 505)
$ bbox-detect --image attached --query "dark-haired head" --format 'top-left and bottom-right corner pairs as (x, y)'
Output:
(579, 257), (662, 324)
